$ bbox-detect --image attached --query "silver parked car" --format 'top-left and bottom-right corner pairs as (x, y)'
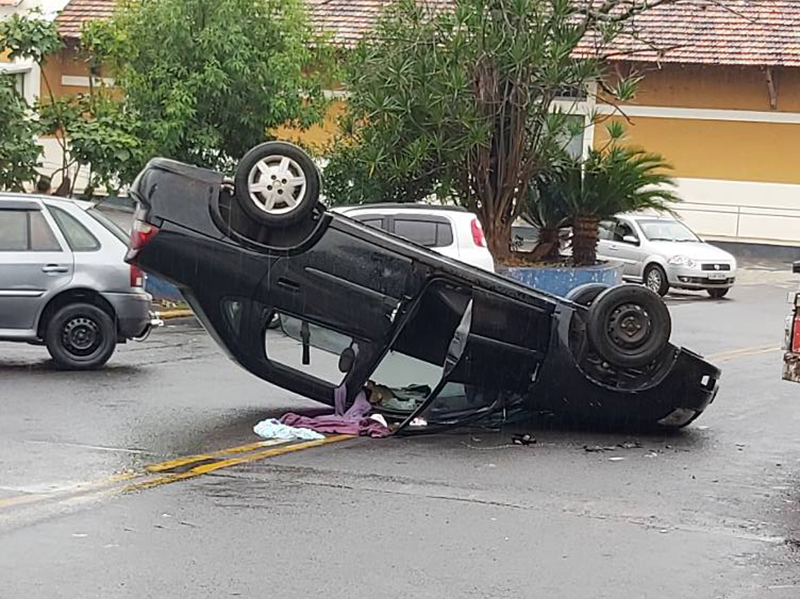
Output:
(0, 194), (153, 369)
(597, 214), (737, 298)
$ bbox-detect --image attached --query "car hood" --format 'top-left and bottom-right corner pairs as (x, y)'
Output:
(648, 241), (735, 263)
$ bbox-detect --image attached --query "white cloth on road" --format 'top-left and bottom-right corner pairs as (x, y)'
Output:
(253, 418), (324, 441)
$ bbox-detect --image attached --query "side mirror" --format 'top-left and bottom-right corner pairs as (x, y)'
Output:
(623, 235), (639, 245)
(793, 261), (800, 274)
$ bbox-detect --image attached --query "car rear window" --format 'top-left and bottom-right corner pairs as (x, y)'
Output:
(48, 205), (100, 251)
(87, 207), (130, 244)
(394, 218), (453, 248)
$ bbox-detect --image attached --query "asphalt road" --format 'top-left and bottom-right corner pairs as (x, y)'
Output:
(1, 274), (799, 598)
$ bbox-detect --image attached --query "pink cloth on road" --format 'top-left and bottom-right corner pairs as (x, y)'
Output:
(280, 385), (391, 438)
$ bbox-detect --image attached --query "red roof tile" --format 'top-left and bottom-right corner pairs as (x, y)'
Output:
(57, 0), (800, 68)
(55, 0), (116, 40)
(578, 0), (800, 68)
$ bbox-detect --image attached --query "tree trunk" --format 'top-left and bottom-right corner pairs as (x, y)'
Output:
(484, 218), (513, 263)
(572, 216), (599, 266)
(530, 227), (560, 262)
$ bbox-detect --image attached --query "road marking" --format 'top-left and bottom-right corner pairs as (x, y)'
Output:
(129, 435), (354, 492)
(0, 473), (139, 509)
(146, 439), (289, 473)
(708, 344), (781, 363)
(0, 435), (354, 514)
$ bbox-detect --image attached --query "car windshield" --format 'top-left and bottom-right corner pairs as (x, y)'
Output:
(86, 207), (130, 244)
(638, 220), (699, 243)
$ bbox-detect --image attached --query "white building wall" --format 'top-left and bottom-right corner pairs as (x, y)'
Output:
(673, 178), (800, 246)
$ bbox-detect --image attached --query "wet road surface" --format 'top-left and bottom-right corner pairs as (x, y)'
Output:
(1, 275), (799, 598)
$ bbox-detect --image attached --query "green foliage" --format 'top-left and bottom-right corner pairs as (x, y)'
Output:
(324, 0), (657, 259)
(0, 14), (142, 194)
(565, 146), (679, 221)
(93, 0), (331, 173)
(554, 125), (680, 264)
(0, 75), (41, 191)
(0, 11), (62, 63)
(65, 96), (145, 194)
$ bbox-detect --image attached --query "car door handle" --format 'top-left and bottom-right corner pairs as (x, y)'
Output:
(42, 264), (69, 274)
(606, 246), (619, 252)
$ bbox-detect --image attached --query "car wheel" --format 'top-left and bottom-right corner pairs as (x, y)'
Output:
(587, 285), (672, 369)
(234, 141), (320, 227)
(566, 283), (610, 307)
(45, 303), (117, 370)
(644, 264), (669, 297)
(707, 288), (730, 299)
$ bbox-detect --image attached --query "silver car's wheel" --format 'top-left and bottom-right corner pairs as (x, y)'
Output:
(247, 155), (308, 216)
(644, 264), (669, 296)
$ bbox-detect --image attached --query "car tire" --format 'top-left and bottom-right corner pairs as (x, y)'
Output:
(587, 285), (672, 369)
(566, 283), (610, 307)
(234, 141), (321, 227)
(643, 264), (669, 297)
(45, 303), (117, 370)
(707, 288), (730, 299)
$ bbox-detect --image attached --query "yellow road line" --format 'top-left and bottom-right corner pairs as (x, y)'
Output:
(0, 473), (139, 510)
(708, 345), (781, 363)
(0, 436), (354, 513)
(128, 435), (354, 492)
(157, 308), (194, 320)
(146, 439), (290, 473)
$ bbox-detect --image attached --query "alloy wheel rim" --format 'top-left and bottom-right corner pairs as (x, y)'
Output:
(646, 269), (663, 292)
(247, 155), (307, 215)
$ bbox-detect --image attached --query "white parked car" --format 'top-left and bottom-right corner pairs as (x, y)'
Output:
(332, 204), (496, 272)
(597, 214), (737, 298)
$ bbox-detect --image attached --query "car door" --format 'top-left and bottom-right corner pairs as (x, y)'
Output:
(595, 220), (616, 262)
(608, 219), (646, 279)
(0, 202), (73, 332)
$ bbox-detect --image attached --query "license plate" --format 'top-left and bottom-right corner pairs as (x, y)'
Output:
(708, 273), (727, 281)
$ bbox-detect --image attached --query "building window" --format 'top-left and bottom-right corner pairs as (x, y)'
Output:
(13, 72), (24, 98)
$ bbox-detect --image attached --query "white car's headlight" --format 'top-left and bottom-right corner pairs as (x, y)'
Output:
(668, 255), (697, 268)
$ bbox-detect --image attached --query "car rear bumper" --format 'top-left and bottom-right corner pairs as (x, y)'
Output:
(103, 291), (153, 338)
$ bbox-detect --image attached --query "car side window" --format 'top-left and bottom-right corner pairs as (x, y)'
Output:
(598, 220), (615, 241)
(48, 206), (100, 251)
(393, 218), (453, 248)
(29, 211), (61, 251)
(353, 216), (386, 231)
(0, 210), (29, 251)
(0, 210), (61, 251)
(614, 221), (638, 243)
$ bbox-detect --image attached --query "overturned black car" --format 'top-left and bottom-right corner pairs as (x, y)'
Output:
(126, 142), (720, 433)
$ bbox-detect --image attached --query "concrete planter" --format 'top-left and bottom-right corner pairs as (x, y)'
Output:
(500, 260), (625, 298)
(145, 275), (184, 302)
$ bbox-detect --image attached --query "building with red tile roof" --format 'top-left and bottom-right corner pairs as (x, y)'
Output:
(27, 1), (800, 243)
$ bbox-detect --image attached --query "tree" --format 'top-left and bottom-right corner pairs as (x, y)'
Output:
(325, 0), (679, 261)
(92, 0), (331, 174)
(0, 74), (41, 191)
(557, 125), (679, 265)
(0, 13), (141, 195)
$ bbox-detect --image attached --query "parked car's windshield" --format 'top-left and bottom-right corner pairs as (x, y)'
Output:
(638, 220), (699, 243)
(87, 207), (129, 244)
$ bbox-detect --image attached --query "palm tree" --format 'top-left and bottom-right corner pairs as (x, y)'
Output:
(563, 142), (680, 265)
(522, 165), (571, 262)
